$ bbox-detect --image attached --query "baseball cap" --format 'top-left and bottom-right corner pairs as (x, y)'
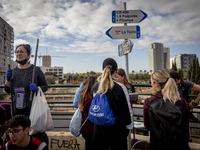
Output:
(102, 58), (118, 71)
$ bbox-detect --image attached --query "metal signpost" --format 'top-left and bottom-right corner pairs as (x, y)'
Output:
(105, 2), (147, 150)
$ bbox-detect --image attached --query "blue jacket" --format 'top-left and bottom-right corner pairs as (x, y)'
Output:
(73, 82), (84, 108)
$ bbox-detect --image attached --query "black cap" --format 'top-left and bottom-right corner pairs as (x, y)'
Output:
(102, 58), (118, 71)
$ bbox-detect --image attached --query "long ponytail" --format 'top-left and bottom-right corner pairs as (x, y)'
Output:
(79, 75), (97, 111)
(97, 66), (114, 94)
(151, 70), (180, 104)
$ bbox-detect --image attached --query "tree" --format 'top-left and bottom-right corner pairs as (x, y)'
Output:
(46, 78), (55, 84)
(132, 70), (135, 74)
(187, 62), (193, 80)
(195, 58), (200, 84)
(191, 58), (196, 83)
(171, 60), (177, 71)
(140, 70), (143, 74)
(149, 70), (152, 74)
(45, 72), (58, 77)
(144, 70), (147, 74)
(90, 71), (96, 75)
(177, 69), (183, 78)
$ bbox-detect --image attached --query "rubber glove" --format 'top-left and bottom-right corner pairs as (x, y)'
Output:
(6, 70), (12, 81)
(29, 81), (38, 92)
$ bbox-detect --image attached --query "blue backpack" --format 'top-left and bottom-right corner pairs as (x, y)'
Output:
(88, 93), (115, 126)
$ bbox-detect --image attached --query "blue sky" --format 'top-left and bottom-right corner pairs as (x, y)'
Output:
(0, 0), (200, 73)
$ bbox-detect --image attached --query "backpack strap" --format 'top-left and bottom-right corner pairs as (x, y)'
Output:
(181, 98), (185, 113)
(147, 98), (152, 111)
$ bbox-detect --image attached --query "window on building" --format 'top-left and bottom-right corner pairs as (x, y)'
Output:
(59, 72), (62, 74)
(59, 69), (62, 71)
(46, 69), (48, 71)
(54, 69), (57, 71)
(49, 69), (52, 71)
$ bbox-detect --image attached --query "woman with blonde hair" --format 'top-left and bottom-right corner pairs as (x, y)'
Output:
(91, 58), (133, 150)
(115, 68), (141, 104)
(143, 70), (190, 150)
(79, 75), (97, 150)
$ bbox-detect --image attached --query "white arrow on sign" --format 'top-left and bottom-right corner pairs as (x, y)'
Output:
(118, 38), (133, 57)
(112, 10), (147, 23)
(105, 26), (140, 39)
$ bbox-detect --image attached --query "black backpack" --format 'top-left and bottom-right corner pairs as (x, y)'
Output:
(147, 94), (188, 142)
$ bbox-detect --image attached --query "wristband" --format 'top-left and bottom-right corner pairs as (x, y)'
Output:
(192, 101), (198, 107)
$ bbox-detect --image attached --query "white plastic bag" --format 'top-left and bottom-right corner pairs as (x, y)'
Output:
(29, 87), (54, 135)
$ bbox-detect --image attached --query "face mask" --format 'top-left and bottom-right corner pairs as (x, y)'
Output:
(16, 58), (28, 65)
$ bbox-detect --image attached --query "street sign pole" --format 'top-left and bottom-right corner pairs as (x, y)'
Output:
(123, 4), (132, 150)
(124, 2), (129, 80)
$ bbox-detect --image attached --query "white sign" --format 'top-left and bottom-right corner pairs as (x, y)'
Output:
(105, 26), (140, 39)
(112, 10), (147, 23)
(118, 38), (133, 56)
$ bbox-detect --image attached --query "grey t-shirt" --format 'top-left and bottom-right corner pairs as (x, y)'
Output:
(178, 78), (194, 102)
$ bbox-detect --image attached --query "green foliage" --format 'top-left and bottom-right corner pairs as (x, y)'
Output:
(171, 60), (177, 71)
(46, 78), (56, 84)
(129, 73), (150, 81)
(45, 72), (58, 77)
(177, 69), (183, 78)
(187, 57), (200, 100)
(89, 71), (96, 75)
(77, 76), (85, 82)
(195, 58), (200, 83)
(191, 58), (196, 82)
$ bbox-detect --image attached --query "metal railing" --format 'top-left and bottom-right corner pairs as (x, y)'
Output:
(0, 84), (200, 138)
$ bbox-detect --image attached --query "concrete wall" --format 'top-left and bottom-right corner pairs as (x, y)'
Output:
(47, 131), (200, 150)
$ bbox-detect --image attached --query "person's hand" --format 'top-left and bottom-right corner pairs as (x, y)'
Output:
(6, 69), (12, 81)
(189, 103), (195, 110)
(135, 98), (142, 104)
(29, 81), (38, 92)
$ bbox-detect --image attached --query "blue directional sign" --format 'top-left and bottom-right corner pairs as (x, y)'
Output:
(112, 10), (147, 23)
(106, 26), (140, 39)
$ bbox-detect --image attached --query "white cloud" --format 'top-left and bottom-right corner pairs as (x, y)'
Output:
(14, 39), (30, 46)
(1, 0), (200, 54)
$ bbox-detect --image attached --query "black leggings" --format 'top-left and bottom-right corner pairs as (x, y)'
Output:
(93, 125), (129, 150)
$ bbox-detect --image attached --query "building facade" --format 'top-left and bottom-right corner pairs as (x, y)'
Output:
(42, 55), (51, 67)
(170, 57), (175, 69)
(40, 66), (63, 80)
(0, 17), (14, 85)
(148, 43), (170, 73)
(175, 54), (196, 73)
(163, 47), (170, 70)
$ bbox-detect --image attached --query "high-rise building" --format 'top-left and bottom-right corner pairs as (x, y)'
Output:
(170, 57), (175, 69)
(148, 43), (170, 73)
(163, 47), (170, 70)
(175, 54), (196, 73)
(0, 17), (14, 85)
(42, 55), (51, 67)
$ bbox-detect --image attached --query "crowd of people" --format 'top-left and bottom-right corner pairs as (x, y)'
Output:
(0, 49), (199, 150)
